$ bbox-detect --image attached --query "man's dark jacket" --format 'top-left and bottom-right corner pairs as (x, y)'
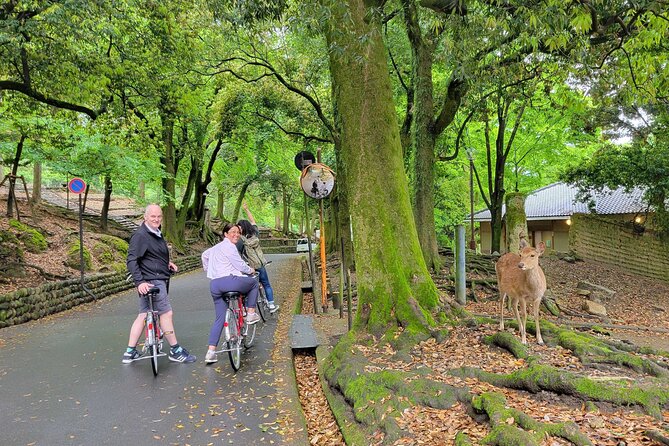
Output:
(127, 223), (171, 286)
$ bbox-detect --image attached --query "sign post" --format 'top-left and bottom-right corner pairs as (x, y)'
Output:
(295, 151), (318, 313)
(298, 150), (336, 313)
(68, 178), (96, 300)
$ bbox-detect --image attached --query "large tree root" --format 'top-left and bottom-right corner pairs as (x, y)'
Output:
(542, 321), (669, 377)
(488, 319), (669, 377)
(450, 363), (669, 419)
(323, 332), (470, 443)
(484, 332), (529, 359)
(473, 392), (593, 445)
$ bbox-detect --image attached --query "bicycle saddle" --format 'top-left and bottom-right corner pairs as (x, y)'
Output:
(147, 286), (161, 295)
(221, 291), (241, 300)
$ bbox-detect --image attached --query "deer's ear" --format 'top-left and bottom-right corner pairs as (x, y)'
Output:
(537, 241), (546, 254)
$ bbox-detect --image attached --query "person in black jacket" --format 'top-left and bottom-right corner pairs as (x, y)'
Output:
(122, 204), (196, 364)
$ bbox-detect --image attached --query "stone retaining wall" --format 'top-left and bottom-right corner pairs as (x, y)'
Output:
(569, 214), (669, 281)
(0, 255), (201, 329)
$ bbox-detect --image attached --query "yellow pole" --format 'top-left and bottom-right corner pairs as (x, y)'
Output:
(319, 200), (328, 312)
(317, 147), (328, 312)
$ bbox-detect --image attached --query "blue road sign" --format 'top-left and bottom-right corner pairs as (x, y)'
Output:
(68, 177), (86, 195)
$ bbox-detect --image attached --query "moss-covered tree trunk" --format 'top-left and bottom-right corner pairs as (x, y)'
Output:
(322, 0), (439, 334)
(505, 192), (527, 253)
(158, 108), (181, 248)
(403, 0), (440, 273)
(326, 55), (352, 270)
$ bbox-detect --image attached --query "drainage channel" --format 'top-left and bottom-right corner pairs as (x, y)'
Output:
(292, 281), (346, 445)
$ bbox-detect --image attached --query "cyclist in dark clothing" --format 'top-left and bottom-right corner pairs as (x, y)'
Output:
(237, 202), (279, 313)
(122, 204), (196, 364)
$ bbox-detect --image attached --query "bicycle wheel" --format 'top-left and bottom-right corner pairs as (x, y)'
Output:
(243, 320), (256, 349)
(256, 286), (266, 323)
(226, 309), (242, 371)
(150, 344), (159, 376)
(146, 313), (159, 376)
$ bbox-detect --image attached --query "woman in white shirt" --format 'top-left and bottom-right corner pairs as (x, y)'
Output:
(201, 223), (260, 364)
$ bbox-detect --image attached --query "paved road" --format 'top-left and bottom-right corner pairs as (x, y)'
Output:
(0, 255), (301, 446)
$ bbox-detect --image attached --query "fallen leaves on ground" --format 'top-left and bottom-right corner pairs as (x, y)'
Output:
(295, 351), (345, 446)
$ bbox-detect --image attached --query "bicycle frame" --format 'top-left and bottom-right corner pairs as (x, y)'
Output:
(213, 291), (257, 371)
(137, 288), (166, 376)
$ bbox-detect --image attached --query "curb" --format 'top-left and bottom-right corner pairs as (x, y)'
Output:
(316, 344), (371, 446)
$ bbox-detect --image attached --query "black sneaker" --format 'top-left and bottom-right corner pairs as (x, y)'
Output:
(169, 346), (196, 363)
(268, 302), (280, 313)
(122, 349), (142, 364)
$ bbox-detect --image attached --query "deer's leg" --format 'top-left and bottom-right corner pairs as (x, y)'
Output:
(533, 297), (544, 344)
(499, 292), (507, 330)
(520, 299), (529, 345)
(512, 298), (526, 344)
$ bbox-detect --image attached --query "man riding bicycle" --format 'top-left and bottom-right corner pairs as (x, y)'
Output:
(123, 204), (196, 364)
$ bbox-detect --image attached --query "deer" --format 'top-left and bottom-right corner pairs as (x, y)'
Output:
(495, 238), (547, 345)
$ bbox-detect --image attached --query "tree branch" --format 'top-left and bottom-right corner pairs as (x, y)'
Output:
(255, 110), (332, 143)
(0, 80), (101, 119)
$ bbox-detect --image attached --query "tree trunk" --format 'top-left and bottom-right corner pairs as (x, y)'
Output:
(232, 179), (252, 223)
(323, 0), (439, 334)
(100, 174), (112, 230)
(138, 180), (145, 201)
(490, 202), (503, 254)
(32, 161), (41, 204)
(282, 186), (290, 235)
(215, 189), (225, 220)
(6, 135), (25, 218)
(275, 190), (282, 230)
(190, 139), (223, 223)
(159, 111), (180, 247)
(505, 192), (527, 253)
(334, 140), (354, 272)
(403, 0), (441, 272)
(177, 156), (199, 231)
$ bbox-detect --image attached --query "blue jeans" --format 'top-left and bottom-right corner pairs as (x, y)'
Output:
(257, 266), (275, 303)
(207, 275), (259, 346)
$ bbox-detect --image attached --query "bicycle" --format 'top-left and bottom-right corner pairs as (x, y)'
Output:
(254, 264), (277, 323)
(213, 290), (257, 371)
(137, 286), (166, 376)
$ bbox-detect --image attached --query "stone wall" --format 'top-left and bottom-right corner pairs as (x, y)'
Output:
(0, 255), (202, 329)
(569, 214), (669, 281)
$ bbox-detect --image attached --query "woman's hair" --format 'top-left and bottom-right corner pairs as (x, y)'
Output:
(237, 219), (257, 237)
(222, 222), (239, 235)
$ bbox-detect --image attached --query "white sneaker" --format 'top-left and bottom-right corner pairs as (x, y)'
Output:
(205, 349), (218, 364)
(268, 302), (279, 313)
(246, 312), (261, 325)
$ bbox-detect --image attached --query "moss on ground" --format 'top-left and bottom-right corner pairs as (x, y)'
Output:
(65, 241), (92, 270)
(9, 219), (47, 253)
